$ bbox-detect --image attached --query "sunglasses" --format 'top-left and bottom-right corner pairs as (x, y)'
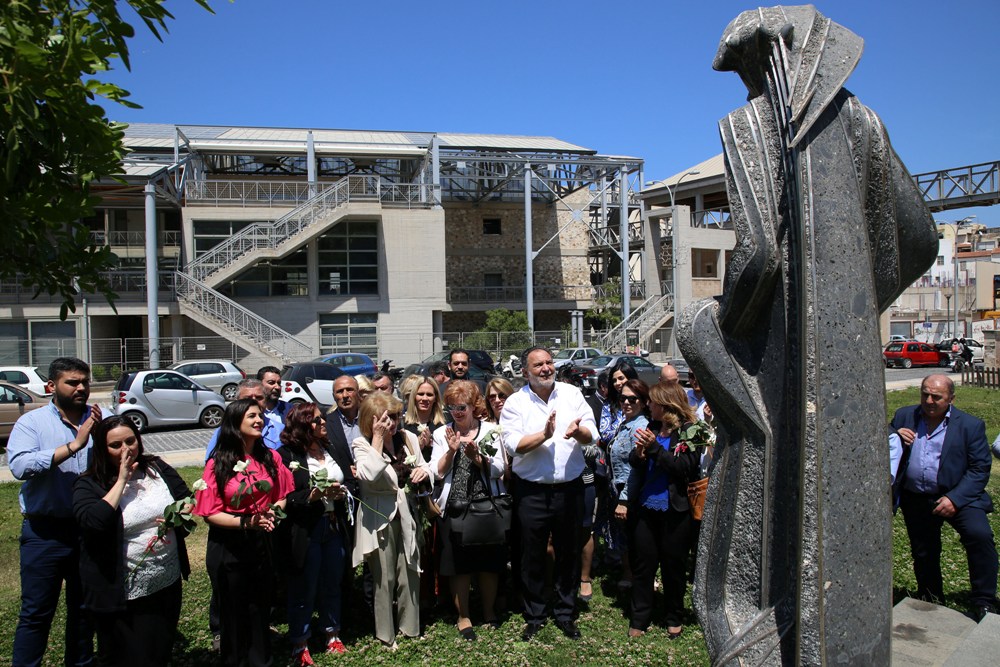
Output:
(311, 416), (324, 426)
(622, 395), (642, 404)
(447, 404), (469, 412)
(108, 435), (138, 449)
(388, 413), (402, 420)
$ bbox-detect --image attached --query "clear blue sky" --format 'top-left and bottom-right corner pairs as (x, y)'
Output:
(103, 0), (999, 226)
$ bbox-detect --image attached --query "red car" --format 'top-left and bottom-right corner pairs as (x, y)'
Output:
(882, 341), (949, 369)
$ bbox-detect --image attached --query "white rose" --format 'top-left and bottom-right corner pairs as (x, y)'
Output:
(288, 461), (302, 471)
(233, 460), (248, 473)
(192, 479), (209, 492)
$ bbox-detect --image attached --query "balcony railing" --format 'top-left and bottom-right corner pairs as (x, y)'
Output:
(184, 178), (439, 209)
(692, 209), (733, 229)
(446, 282), (645, 304)
(0, 271), (177, 304)
(89, 231), (181, 247)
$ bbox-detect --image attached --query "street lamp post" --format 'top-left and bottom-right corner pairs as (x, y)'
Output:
(646, 170), (700, 358)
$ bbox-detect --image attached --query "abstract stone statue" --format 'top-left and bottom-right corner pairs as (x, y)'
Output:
(677, 6), (938, 665)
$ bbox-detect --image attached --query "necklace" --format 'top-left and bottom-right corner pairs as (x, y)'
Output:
(455, 419), (480, 440)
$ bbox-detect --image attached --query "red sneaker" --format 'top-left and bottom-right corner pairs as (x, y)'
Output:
(326, 638), (346, 654)
(291, 647), (314, 666)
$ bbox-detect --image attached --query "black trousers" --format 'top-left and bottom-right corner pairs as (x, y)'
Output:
(206, 527), (275, 667)
(514, 475), (583, 624)
(629, 506), (691, 630)
(900, 490), (999, 606)
(93, 578), (182, 667)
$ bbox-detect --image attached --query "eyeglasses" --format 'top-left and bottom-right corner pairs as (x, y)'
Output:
(311, 416), (324, 426)
(622, 395), (642, 404)
(447, 404), (469, 412)
(107, 435), (137, 449)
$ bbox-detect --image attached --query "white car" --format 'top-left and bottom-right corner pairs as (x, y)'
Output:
(551, 347), (604, 369)
(112, 369), (226, 432)
(0, 366), (50, 395)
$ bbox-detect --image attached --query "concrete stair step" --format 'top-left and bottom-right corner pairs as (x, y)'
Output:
(891, 597), (1000, 667)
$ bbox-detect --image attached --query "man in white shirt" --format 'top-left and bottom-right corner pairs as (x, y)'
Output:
(501, 346), (596, 641)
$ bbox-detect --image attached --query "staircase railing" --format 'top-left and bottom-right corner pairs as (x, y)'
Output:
(175, 272), (313, 362)
(600, 292), (674, 352)
(187, 175), (380, 282)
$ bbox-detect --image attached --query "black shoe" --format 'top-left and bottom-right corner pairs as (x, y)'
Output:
(521, 623), (543, 641)
(458, 626), (477, 641)
(554, 619), (582, 640)
(972, 603), (998, 622)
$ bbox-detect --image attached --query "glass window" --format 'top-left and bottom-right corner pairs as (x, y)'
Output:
(483, 218), (501, 235)
(317, 221), (379, 296)
(318, 313), (378, 357)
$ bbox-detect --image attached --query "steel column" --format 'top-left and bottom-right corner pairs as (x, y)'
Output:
(144, 183), (160, 368)
(307, 130), (316, 198)
(525, 165), (534, 330)
(620, 169), (630, 319)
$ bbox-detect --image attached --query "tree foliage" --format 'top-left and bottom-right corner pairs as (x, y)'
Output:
(587, 277), (623, 328)
(0, 0), (211, 318)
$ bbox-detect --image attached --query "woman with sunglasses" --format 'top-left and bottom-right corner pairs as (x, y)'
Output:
(628, 381), (701, 639)
(352, 391), (432, 649)
(277, 402), (355, 665)
(484, 377), (514, 424)
(73, 416), (192, 666)
(193, 398), (294, 667)
(430, 380), (506, 641)
(608, 377), (650, 589)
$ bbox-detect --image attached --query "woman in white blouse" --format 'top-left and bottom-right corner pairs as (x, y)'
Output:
(73, 416), (192, 667)
(430, 380), (506, 641)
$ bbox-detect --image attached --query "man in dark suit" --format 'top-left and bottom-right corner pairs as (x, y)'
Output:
(892, 374), (998, 621)
(324, 375), (361, 497)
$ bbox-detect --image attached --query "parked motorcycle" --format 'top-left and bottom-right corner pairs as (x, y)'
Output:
(498, 354), (522, 379)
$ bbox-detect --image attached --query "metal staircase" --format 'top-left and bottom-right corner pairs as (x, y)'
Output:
(600, 291), (674, 353)
(188, 175), (381, 287)
(175, 175), (383, 364)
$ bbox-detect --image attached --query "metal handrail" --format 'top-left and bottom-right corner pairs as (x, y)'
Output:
(600, 292), (673, 352)
(89, 231), (182, 247)
(174, 272), (312, 362)
(186, 175), (379, 282)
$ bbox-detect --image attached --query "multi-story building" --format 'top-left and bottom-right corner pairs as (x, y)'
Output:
(0, 123), (643, 372)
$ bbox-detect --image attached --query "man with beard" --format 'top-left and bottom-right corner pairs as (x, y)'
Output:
(8, 357), (101, 666)
(257, 365), (289, 426)
(500, 346), (596, 641)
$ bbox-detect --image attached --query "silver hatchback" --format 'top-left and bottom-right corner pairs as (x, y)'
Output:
(169, 359), (246, 401)
(112, 369), (226, 432)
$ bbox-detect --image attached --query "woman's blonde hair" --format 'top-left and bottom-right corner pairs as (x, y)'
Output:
(403, 376), (445, 427)
(359, 391), (403, 441)
(397, 374), (424, 406)
(647, 381), (696, 432)
(484, 377), (515, 422)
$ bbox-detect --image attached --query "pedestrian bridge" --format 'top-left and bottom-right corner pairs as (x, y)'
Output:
(913, 161), (999, 212)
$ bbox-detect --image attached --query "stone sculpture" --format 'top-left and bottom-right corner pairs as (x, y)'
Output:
(677, 6), (938, 665)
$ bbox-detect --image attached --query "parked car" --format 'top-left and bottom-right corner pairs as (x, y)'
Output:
(112, 370), (226, 432)
(0, 366), (50, 395)
(312, 352), (377, 377)
(169, 359), (246, 401)
(568, 354), (661, 393)
(402, 350), (496, 380)
(551, 347), (604, 369)
(882, 341), (949, 369)
(280, 362), (348, 407)
(0, 381), (47, 442)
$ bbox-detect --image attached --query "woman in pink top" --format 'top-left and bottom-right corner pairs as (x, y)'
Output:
(194, 398), (294, 667)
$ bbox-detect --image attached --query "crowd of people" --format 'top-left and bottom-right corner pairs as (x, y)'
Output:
(7, 351), (999, 666)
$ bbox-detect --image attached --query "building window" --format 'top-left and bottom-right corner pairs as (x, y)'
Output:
(319, 313), (377, 356)
(936, 255), (945, 266)
(484, 272), (504, 299)
(193, 220), (259, 257)
(483, 217), (502, 235)
(691, 248), (719, 278)
(225, 249), (308, 297)
(317, 221), (379, 296)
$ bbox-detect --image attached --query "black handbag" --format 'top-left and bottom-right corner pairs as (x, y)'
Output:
(451, 468), (512, 546)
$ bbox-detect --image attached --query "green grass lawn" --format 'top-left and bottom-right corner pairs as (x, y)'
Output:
(2, 385), (997, 665)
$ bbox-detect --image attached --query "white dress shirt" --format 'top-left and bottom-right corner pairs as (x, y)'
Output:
(500, 382), (597, 484)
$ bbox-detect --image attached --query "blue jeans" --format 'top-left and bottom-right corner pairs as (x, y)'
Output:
(287, 516), (346, 642)
(12, 517), (93, 667)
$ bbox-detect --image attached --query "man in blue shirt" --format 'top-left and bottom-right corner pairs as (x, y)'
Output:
(257, 365), (289, 425)
(204, 379), (282, 459)
(892, 374), (998, 621)
(8, 357), (101, 666)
